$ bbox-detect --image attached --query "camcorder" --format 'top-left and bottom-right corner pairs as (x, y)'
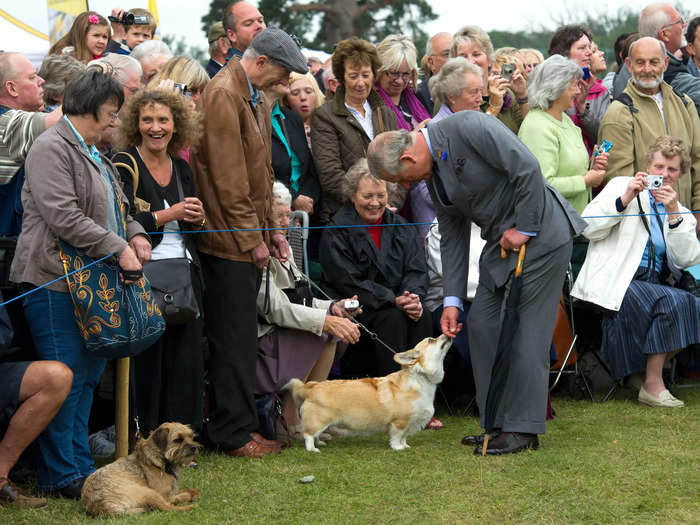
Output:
(108, 12), (150, 26)
(645, 174), (664, 189)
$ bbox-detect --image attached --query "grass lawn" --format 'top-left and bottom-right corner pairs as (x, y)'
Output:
(5, 386), (700, 525)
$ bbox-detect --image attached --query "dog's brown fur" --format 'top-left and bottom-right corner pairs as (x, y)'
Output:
(81, 422), (202, 517)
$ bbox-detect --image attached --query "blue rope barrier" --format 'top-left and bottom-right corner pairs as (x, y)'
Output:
(3, 208), (700, 309)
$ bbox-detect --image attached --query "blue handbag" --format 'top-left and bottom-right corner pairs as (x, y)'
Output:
(57, 164), (165, 358)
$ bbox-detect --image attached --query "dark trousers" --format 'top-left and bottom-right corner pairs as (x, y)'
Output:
(358, 306), (433, 376)
(200, 254), (259, 450)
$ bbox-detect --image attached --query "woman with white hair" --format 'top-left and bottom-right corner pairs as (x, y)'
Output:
(518, 55), (608, 215)
(256, 182), (360, 437)
(130, 40), (173, 83)
(375, 34), (431, 131)
(450, 25), (529, 133)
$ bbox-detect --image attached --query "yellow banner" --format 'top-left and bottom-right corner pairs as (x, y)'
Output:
(46, 0), (88, 45)
(148, 0), (159, 27)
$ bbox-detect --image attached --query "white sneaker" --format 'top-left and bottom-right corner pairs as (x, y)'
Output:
(638, 386), (684, 407)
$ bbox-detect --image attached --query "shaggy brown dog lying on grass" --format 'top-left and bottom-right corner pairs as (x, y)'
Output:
(81, 422), (201, 516)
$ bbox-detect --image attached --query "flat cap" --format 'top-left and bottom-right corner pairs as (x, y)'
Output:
(251, 27), (308, 74)
(208, 22), (226, 43)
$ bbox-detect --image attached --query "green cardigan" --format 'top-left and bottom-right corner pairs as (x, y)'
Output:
(518, 109), (590, 214)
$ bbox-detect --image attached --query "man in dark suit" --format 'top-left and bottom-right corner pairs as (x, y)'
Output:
(206, 22), (231, 78)
(368, 111), (587, 455)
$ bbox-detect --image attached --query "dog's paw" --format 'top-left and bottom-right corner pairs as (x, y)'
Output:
(390, 443), (410, 451)
(186, 489), (201, 500)
(316, 439), (327, 446)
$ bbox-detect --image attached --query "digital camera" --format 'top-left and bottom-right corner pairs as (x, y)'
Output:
(500, 63), (515, 82)
(645, 174), (664, 189)
(343, 299), (360, 312)
(594, 139), (613, 156)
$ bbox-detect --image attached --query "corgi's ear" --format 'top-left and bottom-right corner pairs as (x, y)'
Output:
(394, 348), (421, 366)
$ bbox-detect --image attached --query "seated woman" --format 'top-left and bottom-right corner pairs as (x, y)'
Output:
(256, 182), (360, 437)
(450, 25), (529, 133)
(320, 159), (431, 377)
(548, 25), (611, 155)
(375, 34), (431, 131)
(311, 37), (404, 224)
(114, 89), (206, 435)
(572, 136), (700, 407)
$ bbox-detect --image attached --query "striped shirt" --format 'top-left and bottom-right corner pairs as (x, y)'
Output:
(0, 108), (46, 184)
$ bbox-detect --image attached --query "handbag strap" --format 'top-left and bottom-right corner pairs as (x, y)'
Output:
(112, 151), (140, 204)
(636, 193), (659, 279)
(376, 106), (385, 134)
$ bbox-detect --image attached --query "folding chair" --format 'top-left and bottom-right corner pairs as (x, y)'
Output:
(288, 210), (310, 277)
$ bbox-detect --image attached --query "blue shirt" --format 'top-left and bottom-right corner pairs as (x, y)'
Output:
(639, 193), (666, 272)
(271, 102), (302, 192)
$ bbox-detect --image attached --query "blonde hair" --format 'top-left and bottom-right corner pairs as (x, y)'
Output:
(450, 26), (494, 63)
(646, 136), (690, 174)
(519, 48), (545, 65)
(147, 56), (209, 93)
(284, 72), (325, 110)
(493, 54), (526, 78)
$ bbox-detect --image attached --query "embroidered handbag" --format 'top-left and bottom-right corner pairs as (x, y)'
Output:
(58, 166), (165, 358)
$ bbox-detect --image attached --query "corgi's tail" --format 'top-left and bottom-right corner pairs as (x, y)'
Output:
(282, 378), (306, 406)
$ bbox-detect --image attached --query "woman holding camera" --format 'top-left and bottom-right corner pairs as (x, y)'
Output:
(450, 26), (529, 133)
(548, 25), (610, 155)
(572, 137), (700, 408)
(114, 89), (205, 435)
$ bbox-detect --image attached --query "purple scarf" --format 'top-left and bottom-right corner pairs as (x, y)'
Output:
(375, 84), (431, 131)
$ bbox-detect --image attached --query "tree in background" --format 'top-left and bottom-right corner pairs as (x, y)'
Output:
(162, 34), (207, 66)
(201, 0), (437, 55)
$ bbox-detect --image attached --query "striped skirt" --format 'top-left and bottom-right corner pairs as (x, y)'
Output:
(601, 273), (700, 381)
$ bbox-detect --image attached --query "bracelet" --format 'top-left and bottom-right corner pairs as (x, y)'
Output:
(516, 96), (529, 104)
(152, 211), (159, 228)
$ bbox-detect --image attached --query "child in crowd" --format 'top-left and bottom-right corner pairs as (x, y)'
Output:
(48, 12), (111, 63)
(107, 7), (157, 55)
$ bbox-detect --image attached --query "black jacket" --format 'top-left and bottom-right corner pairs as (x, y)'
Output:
(319, 205), (428, 311)
(205, 59), (223, 79)
(113, 147), (198, 252)
(271, 107), (320, 205)
(417, 77), (434, 116)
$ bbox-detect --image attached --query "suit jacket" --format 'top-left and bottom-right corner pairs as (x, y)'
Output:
(426, 111), (586, 299)
(271, 107), (320, 205)
(205, 58), (223, 79)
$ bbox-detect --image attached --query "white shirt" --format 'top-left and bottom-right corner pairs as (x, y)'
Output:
(150, 199), (192, 261)
(344, 99), (374, 139)
(651, 92), (665, 125)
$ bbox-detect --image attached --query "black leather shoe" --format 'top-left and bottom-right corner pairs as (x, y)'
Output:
(473, 432), (539, 456)
(461, 432), (499, 446)
(43, 476), (87, 500)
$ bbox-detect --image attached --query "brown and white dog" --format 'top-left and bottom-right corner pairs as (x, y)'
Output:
(285, 334), (452, 452)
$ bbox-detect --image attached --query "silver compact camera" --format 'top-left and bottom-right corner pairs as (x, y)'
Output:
(645, 174), (664, 189)
(343, 299), (360, 312)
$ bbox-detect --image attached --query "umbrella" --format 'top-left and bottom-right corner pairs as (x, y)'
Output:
(481, 244), (526, 455)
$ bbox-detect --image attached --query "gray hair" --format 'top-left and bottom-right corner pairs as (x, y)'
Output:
(628, 37), (667, 59)
(343, 158), (386, 199)
(639, 3), (673, 38)
(527, 55), (582, 110)
(130, 40), (173, 63)
(426, 32), (452, 55)
(0, 52), (20, 88)
(88, 54), (142, 86)
(38, 54), (85, 106)
(322, 67), (336, 87)
(450, 26), (494, 63)
(377, 34), (418, 74)
(429, 57), (482, 105)
(367, 129), (413, 178)
(242, 46), (260, 61)
(272, 181), (292, 207)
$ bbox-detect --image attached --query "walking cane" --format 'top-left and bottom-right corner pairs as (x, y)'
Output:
(115, 357), (130, 458)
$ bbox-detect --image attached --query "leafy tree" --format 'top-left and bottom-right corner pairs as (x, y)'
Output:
(201, 0), (437, 54)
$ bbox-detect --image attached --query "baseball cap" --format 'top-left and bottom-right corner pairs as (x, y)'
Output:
(250, 27), (308, 74)
(208, 22), (227, 44)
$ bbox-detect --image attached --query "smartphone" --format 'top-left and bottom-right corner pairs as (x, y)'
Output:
(594, 139), (613, 157)
(500, 63), (515, 82)
(582, 66), (591, 80)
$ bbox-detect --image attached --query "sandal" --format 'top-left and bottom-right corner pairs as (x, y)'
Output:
(425, 416), (444, 430)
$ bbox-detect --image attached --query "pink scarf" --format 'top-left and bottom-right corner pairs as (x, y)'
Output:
(375, 85), (430, 131)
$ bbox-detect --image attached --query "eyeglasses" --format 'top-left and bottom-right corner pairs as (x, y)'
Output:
(385, 70), (411, 81)
(663, 17), (685, 29)
(431, 51), (450, 58)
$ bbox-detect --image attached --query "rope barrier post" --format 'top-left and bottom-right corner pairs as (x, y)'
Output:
(114, 357), (130, 458)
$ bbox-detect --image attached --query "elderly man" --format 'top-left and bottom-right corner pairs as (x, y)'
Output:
(223, 0), (266, 61)
(193, 28), (307, 458)
(367, 111), (586, 455)
(417, 32), (452, 115)
(599, 37), (700, 224)
(205, 22), (231, 78)
(613, 3), (700, 115)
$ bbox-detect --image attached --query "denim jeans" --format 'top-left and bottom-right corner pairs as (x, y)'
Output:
(23, 287), (106, 491)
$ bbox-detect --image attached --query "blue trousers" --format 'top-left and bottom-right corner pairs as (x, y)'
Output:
(23, 287), (106, 491)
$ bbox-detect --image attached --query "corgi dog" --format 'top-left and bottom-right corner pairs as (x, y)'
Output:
(285, 334), (452, 452)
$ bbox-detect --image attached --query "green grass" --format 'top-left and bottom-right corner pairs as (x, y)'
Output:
(6, 387), (700, 525)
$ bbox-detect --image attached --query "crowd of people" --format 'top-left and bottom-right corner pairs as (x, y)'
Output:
(1, 0), (700, 508)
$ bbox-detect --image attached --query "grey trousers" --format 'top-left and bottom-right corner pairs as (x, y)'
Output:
(468, 239), (572, 435)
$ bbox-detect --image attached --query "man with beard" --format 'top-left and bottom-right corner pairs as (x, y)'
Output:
(599, 37), (700, 227)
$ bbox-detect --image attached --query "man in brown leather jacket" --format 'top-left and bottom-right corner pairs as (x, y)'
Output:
(193, 27), (307, 458)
